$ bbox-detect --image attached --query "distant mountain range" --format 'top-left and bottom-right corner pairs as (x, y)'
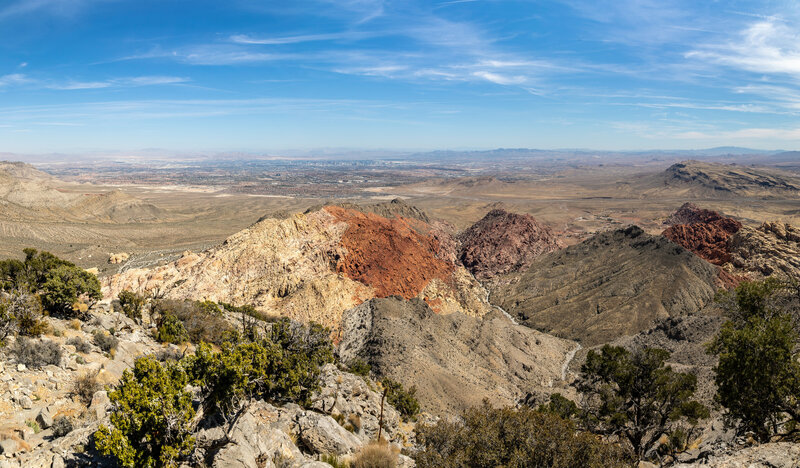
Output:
(0, 146), (794, 164)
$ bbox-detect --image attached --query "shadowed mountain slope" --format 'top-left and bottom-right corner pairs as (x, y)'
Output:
(338, 296), (574, 416)
(492, 226), (720, 346)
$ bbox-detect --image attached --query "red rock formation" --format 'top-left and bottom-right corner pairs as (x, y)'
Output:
(325, 206), (455, 299)
(662, 204), (743, 288)
(663, 220), (742, 266)
(458, 209), (564, 280)
(664, 202), (725, 226)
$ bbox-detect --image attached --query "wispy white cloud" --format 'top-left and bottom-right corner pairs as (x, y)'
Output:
(472, 71), (526, 85)
(334, 64), (409, 77)
(0, 0), (109, 20)
(0, 97), (421, 123)
(563, 0), (707, 46)
(121, 46), (296, 65)
(122, 76), (190, 86)
(0, 74), (30, 86)
(47, 76), (190, 89)
(435, 0), (481, 8)
(675, 126), (800, 141)
(49, 81), (112, 90)
(129, 3), (561, 91)
(230, 32), (372, 45)
(686, 19), (800, 78)
(0, 74), (190, 90)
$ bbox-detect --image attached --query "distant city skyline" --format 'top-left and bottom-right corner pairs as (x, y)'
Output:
(1, 0), (800, 153)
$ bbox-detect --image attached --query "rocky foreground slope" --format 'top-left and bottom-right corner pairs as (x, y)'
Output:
(0, 309), (416, 468)
(338, 296), (575, 416)
(457, 208), (564, 281)
(492, 226), (720, 346)
(105, 202), (491, 333)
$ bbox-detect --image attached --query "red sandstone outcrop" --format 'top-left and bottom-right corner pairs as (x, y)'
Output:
(325, 205), (455, 299)
(458, 209), (564, 280)
(662, 204), (742, 266)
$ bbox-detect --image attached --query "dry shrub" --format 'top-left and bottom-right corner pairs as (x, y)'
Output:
(69, 319), (81, 330)
(348, 413), (362, 431)
(6, 293), (47, 337)
(51, 416), (74, 437)
(352, 441), (397, 468)
(67, 336), (92, 353)
(93, 331), (119, 353)
(155, 347), (184, 362)
(73, 372), (102, 406)
(14, 338), (62, 369)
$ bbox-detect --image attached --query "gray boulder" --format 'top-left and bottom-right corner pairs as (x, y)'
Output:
(311, 364), (406, 445)
(89, 390), (111, 419)
(0, 439), (18, 456)
(296, 411), (362, 456)
(36, 407), (53, 429)
(208, 402), (305, 468)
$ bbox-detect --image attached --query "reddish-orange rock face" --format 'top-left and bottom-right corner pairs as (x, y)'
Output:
(325, 205), (455, 299)
(663, 218), (742, 266)
(662, 204), (744, 287)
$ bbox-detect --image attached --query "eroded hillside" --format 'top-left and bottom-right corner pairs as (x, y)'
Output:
(105, 203), (491, 332)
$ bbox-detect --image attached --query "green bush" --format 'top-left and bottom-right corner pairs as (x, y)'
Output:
(381, 379), (419, 421)
(414, 400), (628, 468)
(14, 337), (62, 369)
(1, 249), (103, 319)
(347, 358), (371, 377)
(577, 345), (708, 461)
(152, 300), (232, 345)
(0, 249), (72, 292)
(40, 264), (101, 317)
(185, 318), (334, 418)
(537, 393), (578, 420)
(708, 279), (800, 441)
(155, 312), (188, 344)
(26, 420), (41, 434)
(95, 356), (195, 468)
(118, 290), (146, 323)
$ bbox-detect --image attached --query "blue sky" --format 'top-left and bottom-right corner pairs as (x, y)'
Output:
(1, 0), (800, 154)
